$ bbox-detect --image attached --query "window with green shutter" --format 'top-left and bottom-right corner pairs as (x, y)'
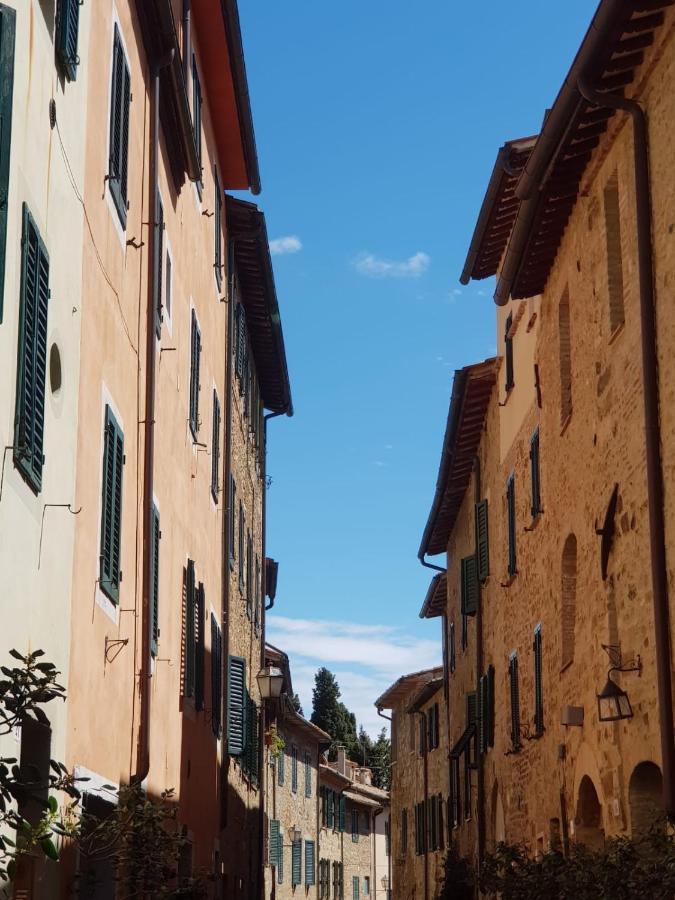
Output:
(246, 530), (253, 617)
(0, 5), (15, 324)
(214, 167), (222, 290)
(475, 499), (489, 582)
(339, 793), (346, 833)
(507, 474), (517, 576)
(291, 744), (298, 793)
(305, 840), (315, 886)
(326, 788), (334, 828)
(364, 876), (370, 895)
(278, 838), (284, 884)
(460, 555), (478, 617)
(99, 405), (124, 602)
(291, 839), (301, 886)
(533, 625), (544, 735)
(277, 743), (285, 786)
(509, 652), (521, 750)
(210, 613), (222, 737)
(530, 428), (541, 517)
(227, 655), (246, 755)
(269, 818), (280, 867)
(14, 205), (49, 494)
(183, 560), (196, 696)
(153, 187), (164, 337)
(191, 55), (202, 196)
(466, 692), (477, 768)
(504, 311), (514, 392)
(108, 25), (131, 228)
(56, 0), (80, 81)
(450, 756), (460, 827)
(211, 390), (221, 502)
(194, 583), (205, 711)
(352, 876), (360, 900)
(150, 505), (160, 656)
(229, 477), (236, 567)
(351, 808), (359, 842)
(189, 309), (201, 438)
(238, 502), (245, 592)
(244, 692), (259, 784)
(304, 750), (312, 797)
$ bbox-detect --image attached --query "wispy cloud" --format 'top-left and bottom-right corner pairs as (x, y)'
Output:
(266, 616), (441, 736)
(269, 235), (302, 256)
(354, 251), (430, 279)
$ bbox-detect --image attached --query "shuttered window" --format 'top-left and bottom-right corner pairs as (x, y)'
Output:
(108, 25), (130, 228)
(0, 5), (15, 323)
(291, 744), (298, 793)
(277, 744), (285, 786)
(210, 614), (222, 737)
(238, 502), (245, 591)
(246, 531), (253, 617)
(214, 168), (222, 290)
(291, 839), (301, 886)
(339, 793), (346, 833)
(449, 621), (456, 673)
(227, 655), (246, 755)
(184, 560), (196, 696)
(150, 505), (160, 656)
(244, 692), (259, 784)
(191, 55), (202, 194)
(351, 808), (359, 843)
(534, 625), (544, 736)
(326, 788), (334, 828)
(504, 312), (514, 392)
(507, 474), (517, 577)
(211, 391), (221, 502)
(319, 859), (330, 898)
(153, 188), (164, 337)
(352, 876), (360, 900)
(460, 555), (478, 617)
(466, 692), (477, 768)
(269, 819), (280, 867)
(509, 652), (521, 751)
(194, 583), (205, 711)
(189, 310), (201, 438)
(229, 477), (236, 566)
(99, 405), (124, 602)
(479, 665), (495, 754)
(427, 704), (440, 751)
(278, 840), (284, 885)
(304, 750), (312, 797)
(305, 840), (315, 886)
(475, 499), (489, 582)
(450, 756), (460, 827)
(15, 205), (49, 494)
(56, 0), (80, 81)
(530, 428), (541, 517)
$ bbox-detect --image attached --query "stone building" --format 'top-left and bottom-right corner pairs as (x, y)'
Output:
(412, 0), (675, 882)
(375, 668), (446, 900)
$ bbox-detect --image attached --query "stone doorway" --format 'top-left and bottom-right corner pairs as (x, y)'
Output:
(575, 775), (604, 850)
(629, 761), (663, 836)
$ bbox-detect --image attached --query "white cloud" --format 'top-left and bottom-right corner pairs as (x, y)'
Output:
(266, 615), (441, 737)
(453, 288), (462, 296)
(354, 251), (430, 278)
(269, 235), (302, 256)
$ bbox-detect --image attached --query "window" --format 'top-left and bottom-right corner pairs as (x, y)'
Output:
(450, 756), (460, 827)
(414, 802), (426, 855)
(246, 531), (253, 617)
(475, 499), (489, 582)
(184, 560), (196, 697)
(559, 289), (572, 424)
(603, 172), (625, 332)
(449, 622), (456, 673)
(56, 0), (80, 80)
(465, 692), (477, 768)
(478, 665), (495, 754)
(164, 247), (172, 322)
(319, 859), (331, 898)
(506, 474), (517, 577)
(238, 502), (245, 591)
(153, 187), (164, 337)
(509, 652), (521, 751)
(0, 4), (15, 323)
(269, 819), (281, 869)
(277, 742), (285, 786)
(504, 311), (514, 392)
(194, 582), (205, 711)
(278, 840), (284, 885)
(227, 655), (246, 755)
(326, 788), (334, 828)
(291, 744), (298, 792)
(211, 391), (221, 502)
(243, 692), (259, 784)
(214, 167), (222, 290)
(400, 808), (408, 856)
(99, 405), (124, 602)
(108, 24), (131, 227)
(561, 534), (577, 668)
(189, 309), (201, 438)
(418, 715), (426, 757)
(338, 793), (346, 832)
(530, 428), (541, 517)
(304, 840), (315, 886)
(210, 614), (222, 736)
(533, 625), (544, 736)
(15, 204), (50, 493)
(229, 477), (236, 566)
(191, 54), (202, 195)
(303, 749), (312, 797)
(291, 839), (301, 886)
(428, 795), (444, 852)
(352, 876), (360, 900)
(427, 704), (440, 751)
(364, 876), (370, 896)
(351, 808), (359, 842)
(254, 555), (261, 634)
(460, 555), (478, 616)
(150, 504), (160, 656)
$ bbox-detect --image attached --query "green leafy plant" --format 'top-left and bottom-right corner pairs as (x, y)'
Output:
(266, 725), (285, 760)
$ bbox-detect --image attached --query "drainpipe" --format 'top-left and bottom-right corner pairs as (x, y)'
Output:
(419, 554), (445, 575)
(577, 76), (675, 823)
(414, 711), (429, 900)
(473, 456), (485, 866)
(133, 48), (174, 786)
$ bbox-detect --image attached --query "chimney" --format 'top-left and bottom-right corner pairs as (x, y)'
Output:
(337, 746), (347, 777)
(359, 768), (372, 786)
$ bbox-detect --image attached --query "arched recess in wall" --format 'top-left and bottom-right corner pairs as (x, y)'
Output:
(629, 761), (663, 836)
(490, 780), (506, 847)
(575, 775), (605, 851)
(561, 534), (577, 669)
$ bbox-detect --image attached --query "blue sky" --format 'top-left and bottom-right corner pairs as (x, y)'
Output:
(237, 1), (594, 734)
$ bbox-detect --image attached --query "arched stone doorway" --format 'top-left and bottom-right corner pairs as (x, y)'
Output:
(629, 761), (663, 836)
(575, 775), (604, 850)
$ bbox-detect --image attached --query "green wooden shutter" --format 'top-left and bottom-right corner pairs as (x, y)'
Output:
(291, 744), (298, 792)
(534, 626), (544, 735)
(278, 837), (284, 884)
(339, 793), (346, 832)
(211, 390), (221, 502)
(351, 808), (359, 843)
(229, 476), (236, 564)
(291, 839), (301, 886)
(184, 560), (196, 696)
(99, 405), (124, 602)
(227, 655), (246, 755)
(530, 428), (541, 517)
(108, 26), (130, 227)
(238, 503), (245, 590)
(352, 876), (359, 900)
(191, 55), (202, 186)
(509, 653), (520, 750)
(210, 614), (222, 736)
(487, 664), (495, 747)
(478, 674), (488, 754)
(475, 499), (489, 582)
(278, 744), (285, 786)
(269, 819), (280, 866)
(504, 312), (514, 391)
(466, 691), (477, 767)
(214, 167), (222, 290)
(460, 555), (478, 617)
(245, 693), (259, 783)
(304, 750), (311, 797)
(56, 0), (80, 81)
(507, 474), (517, 576)
(189, 310), (201, 437)
(0, 5), (15, 324)
(150, 505), (160, 656)
(305, 840), (315, 886)
(153, 187), (163, 337)
(326, 787), (334, 828)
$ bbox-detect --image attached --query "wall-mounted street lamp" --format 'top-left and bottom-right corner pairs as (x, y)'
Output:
(257, 666), (284, 700)
(381, 875), (389, 890)
(597, 644), (642, 722)
(288, 825), (302, 843)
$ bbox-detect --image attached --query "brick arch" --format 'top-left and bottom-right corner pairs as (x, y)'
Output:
(561, 534), (577, 669)
(629, 761), (663, 836)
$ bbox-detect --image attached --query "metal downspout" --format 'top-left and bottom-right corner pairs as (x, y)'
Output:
(473, 456), (485, 866)
(133, 48), (174, 786)
(419, 554), (446, 575)
(415, 711), (429, 900)
(577, 76), (675, 821)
